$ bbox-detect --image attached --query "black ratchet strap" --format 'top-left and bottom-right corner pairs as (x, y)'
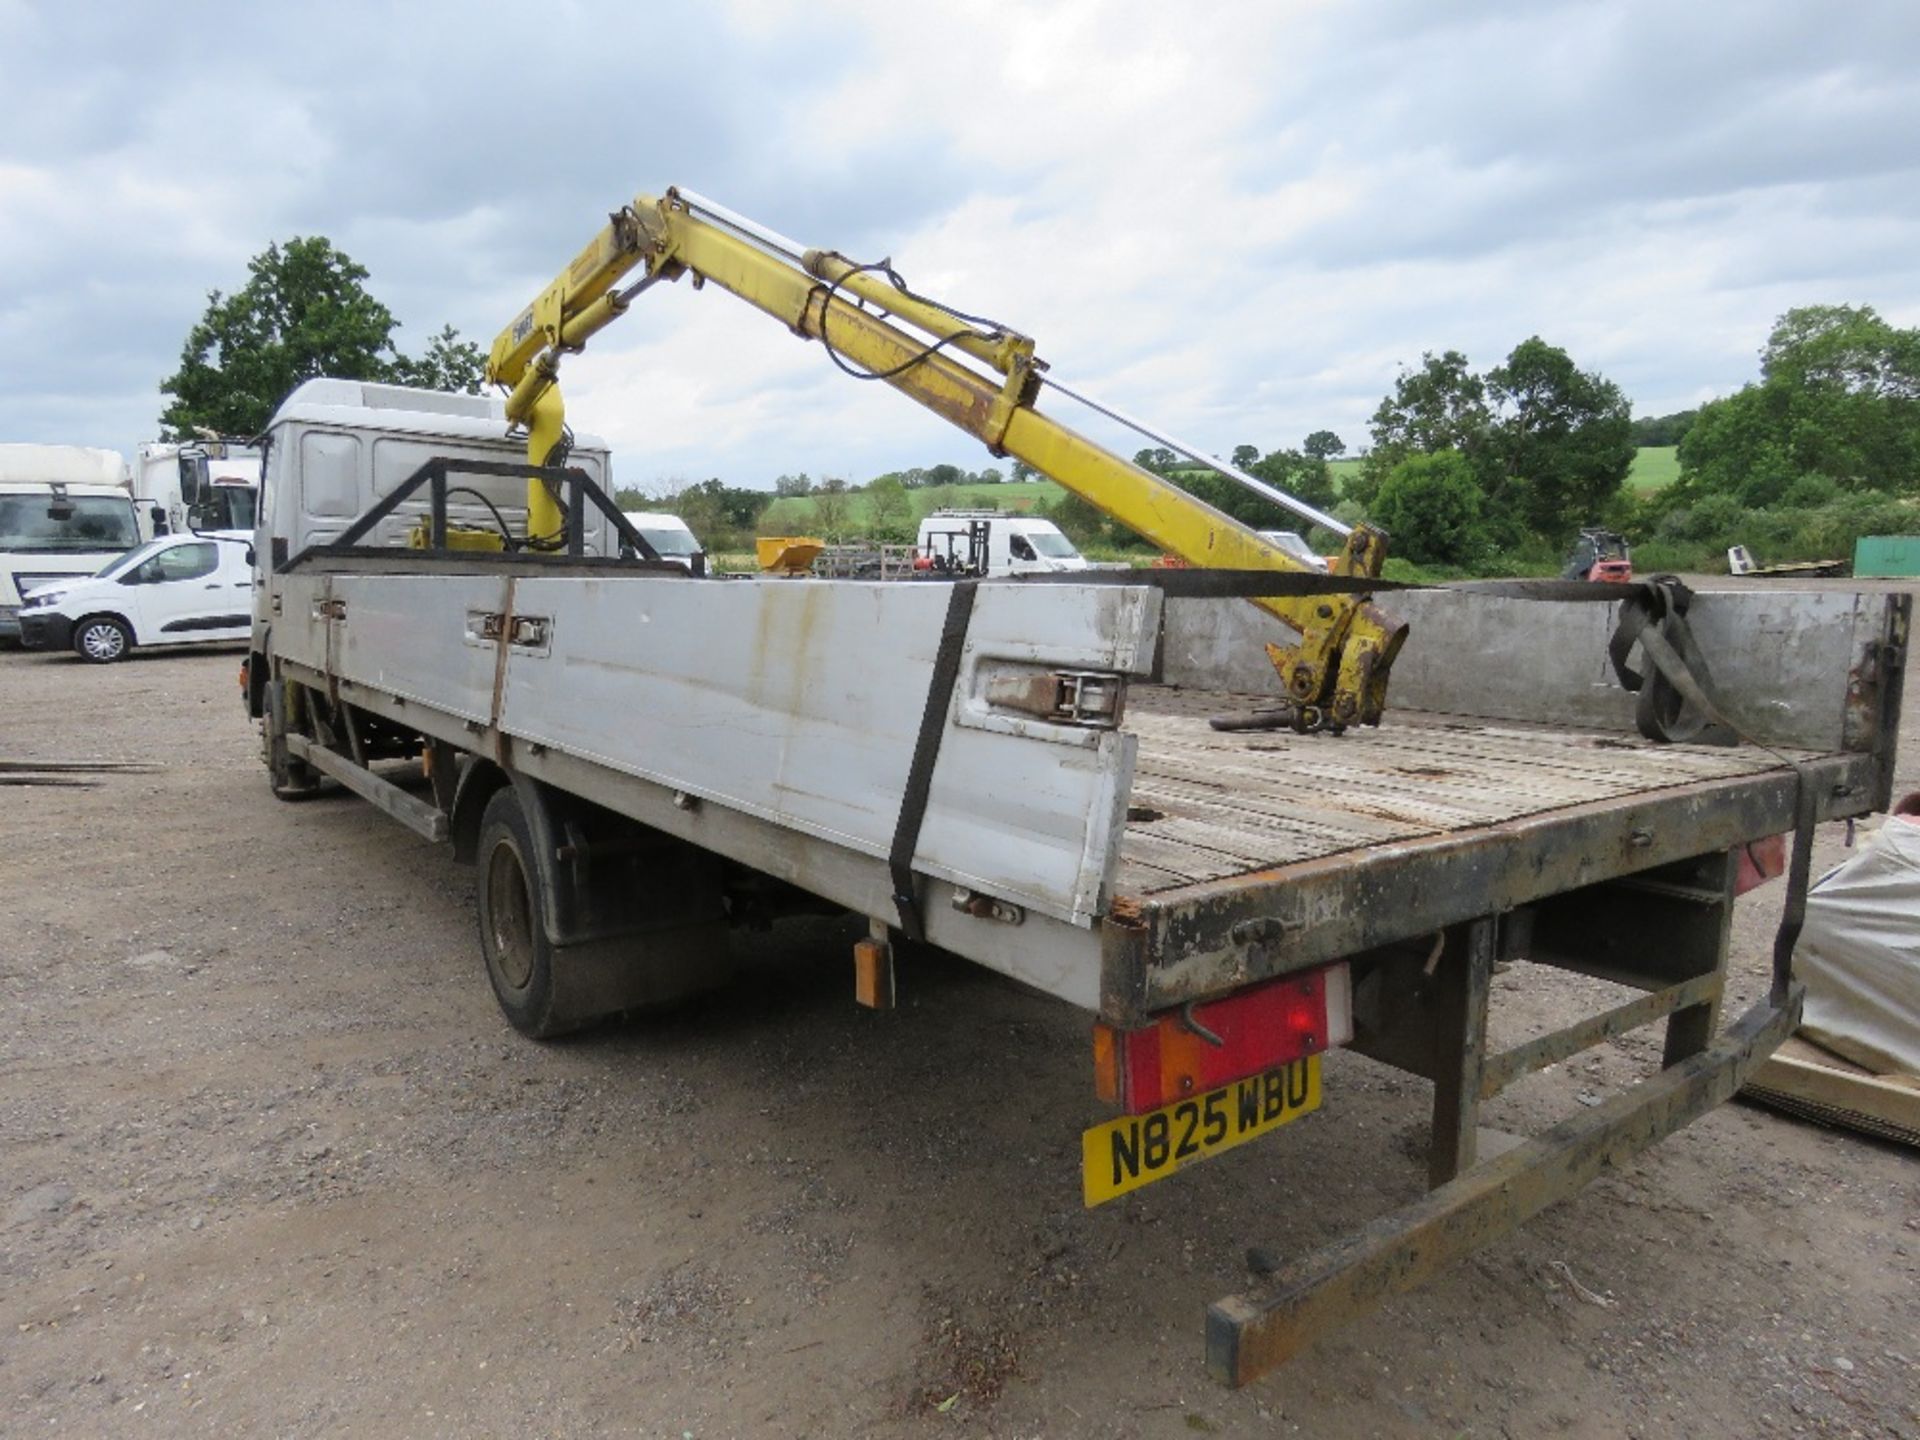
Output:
(888, 580), (979, 940)
(1603, 577), (1737, 745)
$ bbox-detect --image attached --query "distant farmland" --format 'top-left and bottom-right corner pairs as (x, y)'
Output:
(1628, 446), (1680, 492)
(757, 449), (1676, 529)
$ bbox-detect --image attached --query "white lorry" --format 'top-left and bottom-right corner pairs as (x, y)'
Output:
(915, 509), (1087, 575)
(246, 376), (1908, 1383)
(135, 440), (262, 538)
(0, 444), (141, 642)
(241, 194), (1906, 1383)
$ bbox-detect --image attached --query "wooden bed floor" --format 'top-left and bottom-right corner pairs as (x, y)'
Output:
(1116, 686), (1805, 896)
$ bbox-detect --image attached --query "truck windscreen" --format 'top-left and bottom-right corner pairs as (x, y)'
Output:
(0, 496), (139, 552)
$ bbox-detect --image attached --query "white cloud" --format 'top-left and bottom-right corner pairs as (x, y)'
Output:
(2, 0), (1917, 484)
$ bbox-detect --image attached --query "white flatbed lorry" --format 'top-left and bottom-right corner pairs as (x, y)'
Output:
(247, 186), (1907, 1385)
(246, 377), (1907, 1384)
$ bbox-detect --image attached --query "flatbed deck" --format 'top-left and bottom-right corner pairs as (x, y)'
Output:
(1116, 686), (1804, 896)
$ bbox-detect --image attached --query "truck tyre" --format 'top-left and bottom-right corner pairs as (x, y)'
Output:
(72, 615), (132, 664)
(476, 786), (577, 1039)
(265, 676), (320, 801)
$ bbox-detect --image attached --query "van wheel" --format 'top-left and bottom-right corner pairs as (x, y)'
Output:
(265, 676), (320, 800)
(73, 616), (131, 664)
(476, 787), (576, 1039)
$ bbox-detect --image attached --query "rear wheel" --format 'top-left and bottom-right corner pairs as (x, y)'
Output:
(72, 616), (131, 664)
(476, 786), (572, 1038)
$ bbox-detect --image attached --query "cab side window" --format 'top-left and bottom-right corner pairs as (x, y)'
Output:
(1010, 535), (1037, 561)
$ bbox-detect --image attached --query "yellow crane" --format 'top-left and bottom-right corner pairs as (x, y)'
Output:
(486, 188), (1406, 729)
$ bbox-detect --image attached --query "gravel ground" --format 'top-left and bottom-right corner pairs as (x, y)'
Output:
(1, 584), (1917, 1438)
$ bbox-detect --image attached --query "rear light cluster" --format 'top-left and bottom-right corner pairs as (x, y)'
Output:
(1093, 964), (1352, 1115)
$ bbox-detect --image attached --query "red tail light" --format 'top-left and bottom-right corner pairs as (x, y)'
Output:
(1093, 965), (1351, 1114)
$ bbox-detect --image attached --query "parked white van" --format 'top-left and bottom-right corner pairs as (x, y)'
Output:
(915, 510), (1087, 576)
(620, 511), (707, 574)
(17, 531), (254, 662)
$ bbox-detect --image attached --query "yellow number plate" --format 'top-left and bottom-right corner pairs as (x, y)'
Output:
(1081, 1057), (1321, 1207)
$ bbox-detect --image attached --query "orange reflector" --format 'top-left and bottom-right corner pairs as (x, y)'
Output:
(853, 938), (893, 1010)
(1091, 965), (1349, 1115)
(1092, 1022), (1121, 1105)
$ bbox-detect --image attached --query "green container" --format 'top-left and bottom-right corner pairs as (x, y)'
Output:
(1854, 535), (1920, 578)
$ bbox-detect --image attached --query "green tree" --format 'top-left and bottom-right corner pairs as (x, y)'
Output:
(1630, 409), (1697, 447)
(1230, 444), (1260, 469)
(159, 237), (483, 436)
(1251, 448), (1337, 513)
(1370, 451), (1488, 566)
(865, 475), (912, 540)
(1132, 447), (1179, 473)
(1009, 459), (1039, 483)
(1302, 429), (1346, 461)
(1674, 305), (1920, 506)
(1484, 336), (1634, 540)
(811, 479), (852, 539)
(774, 473), (813, 496)
(1040, 491), (1108, 547)
(387, 323), (486, 394)
(1357, 350), (1491, 507)
(667, 478), (773, 548)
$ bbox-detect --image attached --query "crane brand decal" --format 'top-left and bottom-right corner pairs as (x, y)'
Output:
(1081, 1057), (1320, 1206)
(512, 310), (535, 344)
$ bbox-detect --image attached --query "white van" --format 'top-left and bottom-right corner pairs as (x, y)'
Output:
(0, 445), (141, 642)
(620, 511), (707, 574)
(17, 531), (254, 662)
(914, 510), (1087, 576)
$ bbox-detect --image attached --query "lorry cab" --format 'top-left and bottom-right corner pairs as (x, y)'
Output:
(620, 511), (707, 575)
(0, 444), (141, 642)
(18, 531), (254, 662)
(135, 440), (262, 538)
(915, 510), (1087, 576)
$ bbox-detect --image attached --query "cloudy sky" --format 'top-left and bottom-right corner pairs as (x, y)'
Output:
(4, 0), (1916, 491)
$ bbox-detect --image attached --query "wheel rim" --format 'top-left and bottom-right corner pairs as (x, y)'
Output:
(484, 839), (536, 991)
(81, 623), (124, 661)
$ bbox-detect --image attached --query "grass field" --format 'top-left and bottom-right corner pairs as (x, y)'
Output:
(1629, 446), (1680, 492)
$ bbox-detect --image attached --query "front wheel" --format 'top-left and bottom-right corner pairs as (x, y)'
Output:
(72, 616), (131, 664)
(264, 674), (320, 800)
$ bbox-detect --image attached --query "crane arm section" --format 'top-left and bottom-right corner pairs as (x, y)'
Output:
(487, 189), (1406, 729)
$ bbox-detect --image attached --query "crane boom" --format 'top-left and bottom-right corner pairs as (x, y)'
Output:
(487, 188), (1407, 729)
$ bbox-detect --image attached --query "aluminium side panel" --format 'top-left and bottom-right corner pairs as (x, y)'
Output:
(326, 573), (515, 727)
(495, 576), (1161, 927)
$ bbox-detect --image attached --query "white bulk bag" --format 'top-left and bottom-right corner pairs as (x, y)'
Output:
(1798, 819), (1920, 1075)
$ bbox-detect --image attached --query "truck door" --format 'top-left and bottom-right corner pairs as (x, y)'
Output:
(1006, 528), (1042, 575)
(989, 521), (1013, 575)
